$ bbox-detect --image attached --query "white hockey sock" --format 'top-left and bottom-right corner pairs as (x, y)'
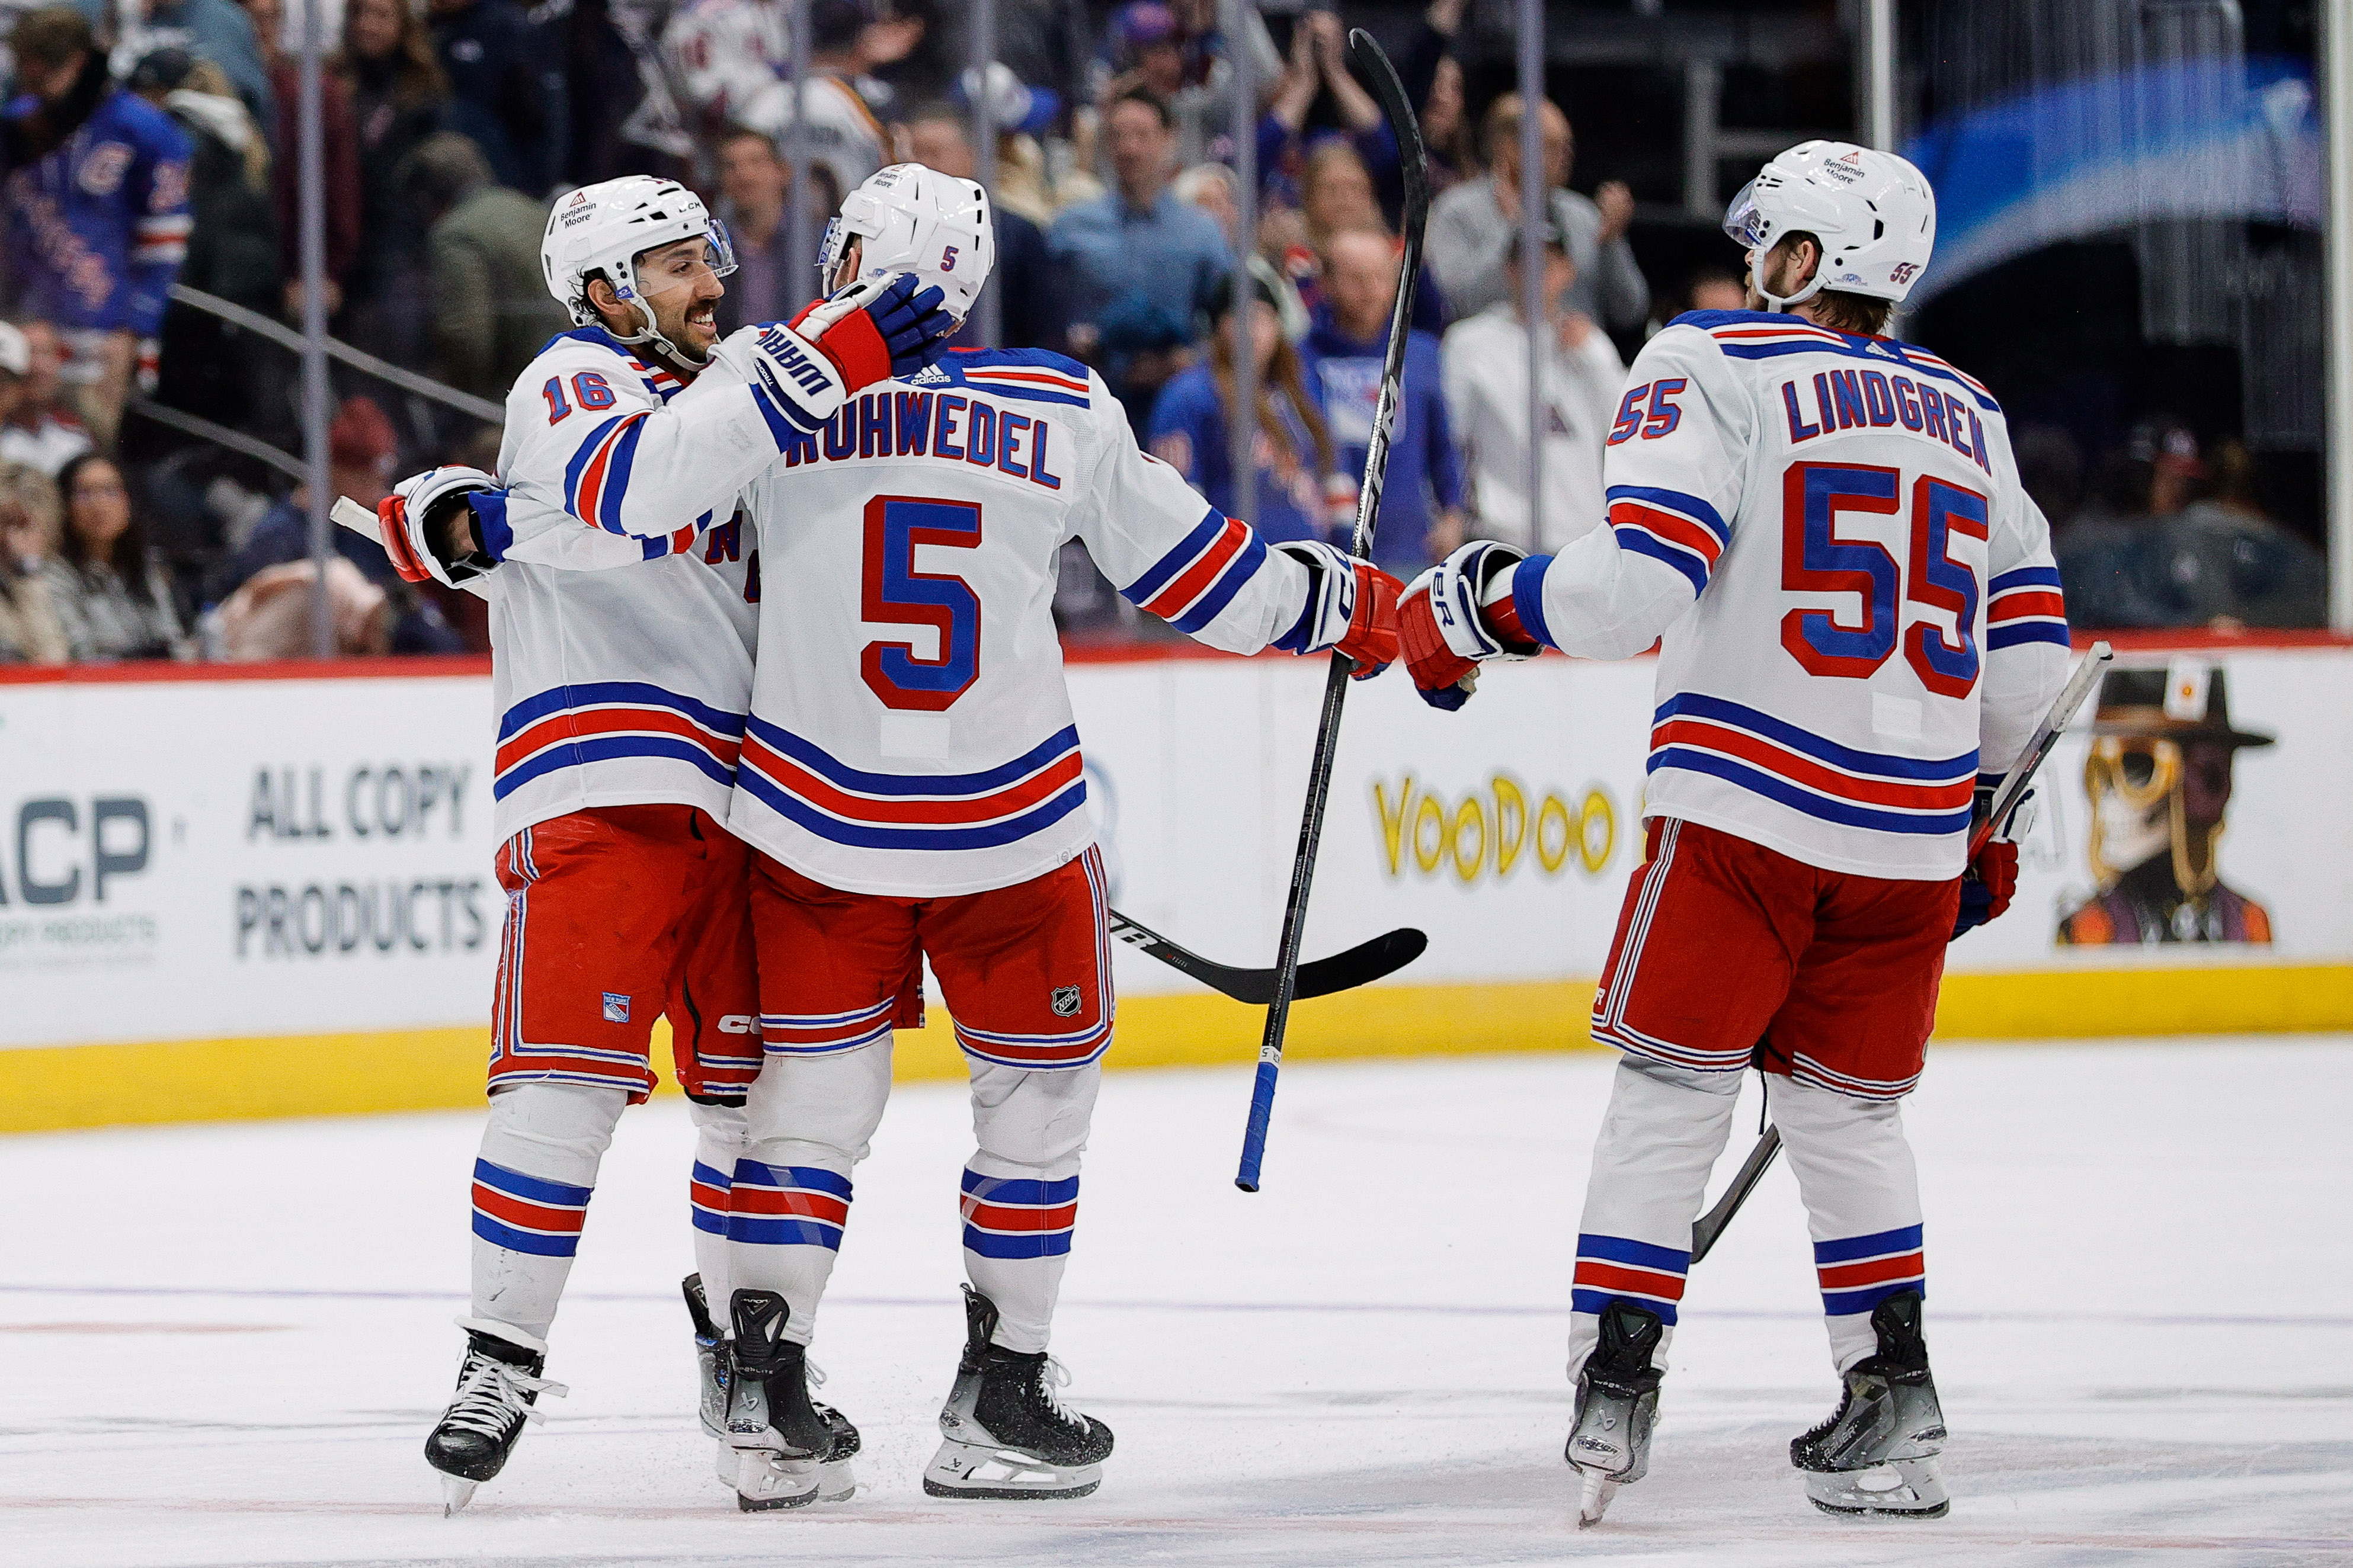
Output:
(962, 1062), (1100, 1354)
(469, 1080), (628, 1343)
(1564, 1056), (1743, 1384)
(731, 1038), (893, 1343)
(1766, 1072), (1926, 1374)
(688, 1098), (748, 1316)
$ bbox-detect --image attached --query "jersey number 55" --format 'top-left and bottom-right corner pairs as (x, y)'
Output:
(1781, 461), (1986, 700)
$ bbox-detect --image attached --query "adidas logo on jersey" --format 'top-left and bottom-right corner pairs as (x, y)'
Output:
(910, 363), (950, 386)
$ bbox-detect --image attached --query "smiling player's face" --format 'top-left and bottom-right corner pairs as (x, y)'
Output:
(635, 238), (727, 359)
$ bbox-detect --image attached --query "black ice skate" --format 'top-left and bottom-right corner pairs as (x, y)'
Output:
(424, 1320), (568, 1515)
(1565, 1300), (1664, 1527)
(1791, 1290), (1949, 1519)
(723, 1288), (859, 1511)
(924, 1284), (1114, 1499)
(683, 1274), (741, 1487)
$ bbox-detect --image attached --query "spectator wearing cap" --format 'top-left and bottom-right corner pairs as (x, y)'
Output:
(1097, 1), (1275, 171)
(399, 132), (569, 402)
(1049, 86), (1230, 429)
(203, 395), (463, 655)
(1427, 93), (1647, 335)
(2, 8), (194, 450)
(1439, 217), (1624, 553)
(68, 0), (274, 130)
(904, 100), (1059, 353)
(426, 0), (560, 197)
(0, 322), (94, 476)
(1147, 272), (1336, 546)
(244, 0), (363, 323)
(42, 453), (192, 661)
(953, 60), (1089, 224)
(1302, 228), (1461, 574)
(0, 461), (69, 663)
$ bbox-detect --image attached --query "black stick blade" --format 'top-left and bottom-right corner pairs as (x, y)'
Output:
(1346, 29), (1432, 223)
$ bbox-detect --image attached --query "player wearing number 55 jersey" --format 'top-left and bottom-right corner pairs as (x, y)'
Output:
(708, 164), (1401, 1509)
(1400, 143), (2070, 1524)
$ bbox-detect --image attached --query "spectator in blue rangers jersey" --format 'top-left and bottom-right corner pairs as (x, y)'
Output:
(1148, 272), (1336, 544)
(1, 8), (193, 450)
(1302, 227), (1461, 574)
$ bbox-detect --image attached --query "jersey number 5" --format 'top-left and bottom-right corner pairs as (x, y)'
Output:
(862, 495), (981, 711)
(1780, 461), (1987, 698)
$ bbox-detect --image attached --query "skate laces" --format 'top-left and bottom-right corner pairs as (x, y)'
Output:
(1033, 1357), (1078, 1425)
(443, 1353), (569, 1438)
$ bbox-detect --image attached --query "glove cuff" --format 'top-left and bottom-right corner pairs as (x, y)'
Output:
(721, 322), (851, 431)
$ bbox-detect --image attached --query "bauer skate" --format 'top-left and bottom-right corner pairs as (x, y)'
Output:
(682, 1274), (739, 1487)
(1791, 1290), (1948, 1519)
(1565, 1301), (1663, 1527)
(924, 1284), (1113, 1499)
(723, 1288), (859, 1511)
(424, 1320), (568, 1514)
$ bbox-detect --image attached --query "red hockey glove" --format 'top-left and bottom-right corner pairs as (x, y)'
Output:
(787, 271), (957, 390)
(379, 466), (498, 587)
(1399, 541), (1540, 711)
(1270, 541), (1401, 678)
(1952, 839), (2018, 939)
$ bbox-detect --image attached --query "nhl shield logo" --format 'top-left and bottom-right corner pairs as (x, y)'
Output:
(1050, 985), (1083, 1018)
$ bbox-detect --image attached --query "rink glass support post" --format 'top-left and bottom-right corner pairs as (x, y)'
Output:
(298, 0), (332, 660)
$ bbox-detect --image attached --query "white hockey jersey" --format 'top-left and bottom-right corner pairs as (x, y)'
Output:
(1500, 309), (2072, 880)
(660, 0), (887, 203)
(727, 348), (1324, 897)
(481, 326), (795, 842)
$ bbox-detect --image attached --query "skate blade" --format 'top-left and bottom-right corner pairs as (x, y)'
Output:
(1804, 1458), (1949, 1519)
(1574, 1466), (1618, 1528)
(439, 1474), (479, 1516)
(922, 1436), (1102, 1500)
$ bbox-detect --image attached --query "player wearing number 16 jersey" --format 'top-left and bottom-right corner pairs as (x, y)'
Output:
(708, 164), (1401, 1508)
(1399, 142), (2070, 1524)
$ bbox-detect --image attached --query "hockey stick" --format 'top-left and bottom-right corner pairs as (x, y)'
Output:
(1685, 640), (2114, 1264)
(344, 499), (1426, 1005)
(1235, 30), (1430, 1194)
(1110, 911), (1427, 1005)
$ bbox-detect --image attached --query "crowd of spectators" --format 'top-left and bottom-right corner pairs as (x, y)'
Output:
(0, 0), (2326, 669)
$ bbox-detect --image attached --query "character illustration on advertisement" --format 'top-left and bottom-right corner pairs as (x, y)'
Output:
(2057, 664), (2274, 946)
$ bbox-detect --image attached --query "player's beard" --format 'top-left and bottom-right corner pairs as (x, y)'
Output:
(648, 291), (721, 367)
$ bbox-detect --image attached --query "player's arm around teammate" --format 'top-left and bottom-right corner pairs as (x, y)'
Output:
(412, 175), (965, 1515)
(1396, 143), (2069, 1525)
(707, 163), (1403, 1512)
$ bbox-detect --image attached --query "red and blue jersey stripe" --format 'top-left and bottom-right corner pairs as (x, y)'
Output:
(959, 1169), (1079, 1260)
(690, 1160), (731, 1237)
(727, 1160), (853, 1250)
(1648, 693), (1977, 837)
(472, 1159), (593, 1258)
(1119, 508), (1269, 633)
(1683, 310), (2003, 414)
(1985, 565), (2069, 650)
(1816, 1224), (1925, 1316)
(958, 363), (1092, 409)
(737, 719), (1088, 852)
(1608, 484), (1730, 594)
(1571, 1233), (1690, 1325)
(494, 682), (745, 801)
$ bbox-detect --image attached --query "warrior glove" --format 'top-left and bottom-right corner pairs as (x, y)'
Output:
(1272, 540), (1402, 678)
(1400, 541), (1541, 710)
(1952, 784), (2029, 939)
(380, 466), (500, 588)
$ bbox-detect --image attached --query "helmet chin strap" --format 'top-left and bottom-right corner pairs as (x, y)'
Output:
(609, 296), (712, 373)
(1752, 244), (1830, 313)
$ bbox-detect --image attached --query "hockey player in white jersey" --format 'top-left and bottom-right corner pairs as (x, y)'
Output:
(373, 172), (959, 1512)
(702, 163), (1404, 1508)
(1398, 143), (2072, 1523)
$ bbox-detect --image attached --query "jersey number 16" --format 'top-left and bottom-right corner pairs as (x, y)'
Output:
(1780, 460), (1986, 699)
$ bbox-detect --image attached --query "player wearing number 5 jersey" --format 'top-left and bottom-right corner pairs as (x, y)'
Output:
(709, 164), (1401, 1508)
(383, 172), (960, 1514)
(1400, 143), (2070, 1524)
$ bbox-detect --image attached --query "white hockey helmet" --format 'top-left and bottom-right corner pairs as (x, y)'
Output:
(818, 162), (994, 321)
(1722, 141), (1936, 312)
(542, 175), (737, 360)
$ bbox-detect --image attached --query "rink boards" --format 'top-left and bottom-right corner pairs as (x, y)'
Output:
(2, 636), (2347, 1130)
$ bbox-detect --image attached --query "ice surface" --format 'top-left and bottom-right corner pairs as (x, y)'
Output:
(5, 1039), (2351, 1567)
